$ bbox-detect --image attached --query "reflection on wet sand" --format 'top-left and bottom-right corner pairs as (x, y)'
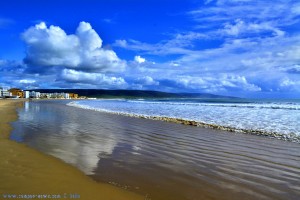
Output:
(2, 100), (143, 200)
(16, 101), (118, 175)
(11, 100), (300, 200)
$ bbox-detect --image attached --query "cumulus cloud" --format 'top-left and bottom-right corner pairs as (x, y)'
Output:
(2, 1), (299, 97)
(61, 69), (127, 87)
(175, 75), (261, 92)
(134, 55), (146, 63)
(220, 75), (261, 92)
(279, 78), (300, 92)
(22, 21), (126, 73)
(280, 78), (300, 87)
(135, 76), (159, 86)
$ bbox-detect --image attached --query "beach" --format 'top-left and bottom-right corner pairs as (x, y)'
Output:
(0, 100), (143, 200)
(9, 100), (300, 200)
(1, 0), (299, 199)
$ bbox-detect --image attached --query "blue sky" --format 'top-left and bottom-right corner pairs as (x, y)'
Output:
(0, 0), (300, 98)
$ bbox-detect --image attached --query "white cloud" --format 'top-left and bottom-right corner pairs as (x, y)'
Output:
(134, 55), (146, 64)
(223, 19), (245, 36)
(279, 78), (300, 92)
(112, 0), (300, 96)
(170, 62), (180, 67)
(135, 76), (159, 86)
(114, 39), (128, 48)
(222, 75), (261, 92)
(19, 79), (36, 84)
(189, 1), (299, 40)
(217, 0), (255, 4)
(292, 3), (300, 15)
(280, 78), (300, 86)
(172, 33), (300, 77)
(3, 1), (297, 96)
(286, 65), (300, 74)
(190, 1), (299, 23)
(114, 39), (157, 52)
(76, 21), (102, 51)
(114, 32), (204, 56)
(61, 69), (127, 87)
(22, 21), (126, 73)
(17, 79), (39, 89)
(221, 19), (285, 37)
(176, 75), (261, 92)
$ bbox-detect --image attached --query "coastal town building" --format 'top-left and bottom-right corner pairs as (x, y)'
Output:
(0, 87), (80, 99)
(0, 87), (12, 98)
(28, 91), (41, 98)
(9, 88), (25, 98)
(69, 93), (78, 99)
(40, 92), (70, 99)
(64, 93), (70, 99)
(25, 91), (30, 98)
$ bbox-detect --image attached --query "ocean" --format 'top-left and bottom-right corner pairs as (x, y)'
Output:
(10, 99), (300, 200)
(68, 98), (300, 142)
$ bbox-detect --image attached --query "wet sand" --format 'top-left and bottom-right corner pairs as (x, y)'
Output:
(10, 100), (300, 200)
(0, 100), (143, 200)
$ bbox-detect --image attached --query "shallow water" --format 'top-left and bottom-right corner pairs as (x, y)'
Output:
(69, 99), (300, 141)
(11, 100), (300, 200)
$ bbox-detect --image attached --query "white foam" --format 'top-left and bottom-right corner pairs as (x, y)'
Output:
(67, 100), (300, 141)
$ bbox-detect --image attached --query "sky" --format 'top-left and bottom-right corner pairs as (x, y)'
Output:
(0, 0), (300, 98)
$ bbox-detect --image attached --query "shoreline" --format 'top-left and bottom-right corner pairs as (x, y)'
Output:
(7, 99), (300, 200)
(0, 100), (143, 200)
(68, 101), (300, 143)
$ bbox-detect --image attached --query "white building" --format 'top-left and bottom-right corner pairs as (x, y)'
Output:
(25, 91), (30, 98)
(63, 93), (70, 99)
(35, 92), (41, 98)
(29, 91), (41, 98)
(23, 91), (71, 99)
(0, 87), (11, 98)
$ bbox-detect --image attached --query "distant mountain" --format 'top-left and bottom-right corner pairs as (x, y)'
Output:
(28, 89), (237, 99)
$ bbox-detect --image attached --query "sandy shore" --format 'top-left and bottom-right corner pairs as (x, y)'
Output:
(0, 100), (143, 200)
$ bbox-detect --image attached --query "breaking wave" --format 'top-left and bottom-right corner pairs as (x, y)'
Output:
(67, 100), (300, 143)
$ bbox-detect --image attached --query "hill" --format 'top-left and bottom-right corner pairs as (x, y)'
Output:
(28, 89), (236, 99)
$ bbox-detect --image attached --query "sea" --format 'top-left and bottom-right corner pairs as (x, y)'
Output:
(10, 98), (300, 200)
(68, 98), (300, 142)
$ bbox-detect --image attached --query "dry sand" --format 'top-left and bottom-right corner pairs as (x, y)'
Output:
(0, 99), (143, 200)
